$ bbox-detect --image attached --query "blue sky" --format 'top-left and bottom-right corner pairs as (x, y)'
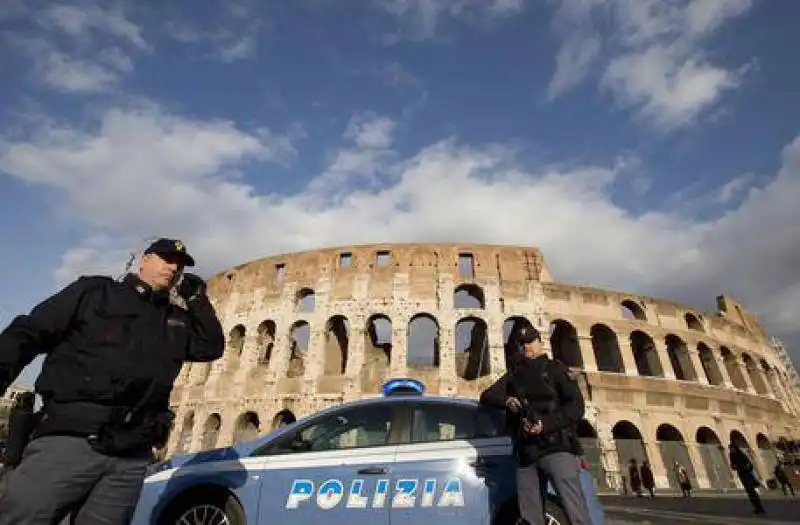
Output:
(1, 0), (799, 387)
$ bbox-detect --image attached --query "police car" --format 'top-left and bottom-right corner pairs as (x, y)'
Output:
(133, 379), (605, 525)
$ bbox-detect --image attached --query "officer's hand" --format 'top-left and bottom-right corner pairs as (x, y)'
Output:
(177, 273), (207, 302)
(506, 397), (521, 413)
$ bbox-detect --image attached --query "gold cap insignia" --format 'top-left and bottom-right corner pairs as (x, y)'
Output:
(174, 240), (185, 252)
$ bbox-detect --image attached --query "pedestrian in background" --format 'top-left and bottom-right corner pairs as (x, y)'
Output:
(729, 443), (765, 515)
(774, 461), (794, 497)
(674, 461), (693, 497)
(628, 459), (643, 497)
(640, 460), (655, 497)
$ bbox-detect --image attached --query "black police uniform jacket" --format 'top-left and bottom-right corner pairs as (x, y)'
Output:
(479, 354), (585, 465)
(0, 274), (224, 440)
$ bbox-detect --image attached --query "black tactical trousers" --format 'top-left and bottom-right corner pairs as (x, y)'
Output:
(0, 435), (152, 525)
(518, 451), (592, 525)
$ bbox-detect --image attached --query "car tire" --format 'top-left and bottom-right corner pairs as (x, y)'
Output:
(157, 488), (245, 525)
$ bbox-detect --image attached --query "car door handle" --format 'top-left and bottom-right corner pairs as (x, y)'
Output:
(357, 467), (388, 475)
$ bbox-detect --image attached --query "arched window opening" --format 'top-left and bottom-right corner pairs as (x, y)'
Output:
(453, 284), (485, 309)
(296, 288), (315, 313)
(406, 314), (440, 369)
(630, 331), (663, 377)
(455, 316), (490, 380)
(287, 320), (309, 379)
(620, 300), (647, 321)
(665, 334), (697, 381)
(549, 319), (583, 368)
(323, 315), (349, 375)
(590, 324), (624, 373)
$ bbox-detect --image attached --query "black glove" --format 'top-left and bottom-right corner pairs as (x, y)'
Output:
(176, 273), (206, 303)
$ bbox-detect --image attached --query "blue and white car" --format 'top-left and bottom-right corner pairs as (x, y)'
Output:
(133, 379), (605, 525)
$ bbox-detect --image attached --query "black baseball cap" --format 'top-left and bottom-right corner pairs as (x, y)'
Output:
(516, 325), (541, 344)
(144, 238), (195, 267)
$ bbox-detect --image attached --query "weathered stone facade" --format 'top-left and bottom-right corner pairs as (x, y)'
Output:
(165, 243), (800, 492)
(0, 384), (34, 440)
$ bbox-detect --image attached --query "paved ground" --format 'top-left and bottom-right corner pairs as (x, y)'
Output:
(601, 494), (799, 524)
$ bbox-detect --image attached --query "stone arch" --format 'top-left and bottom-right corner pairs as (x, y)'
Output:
(697, 342), (723, 385)
(201, 413), (222, 450)
(176, 411), (194, 454)
(696, 426), (734, 489)
(760, 359), (779, 395)
(454, 284), (485, 309)
(665, 334), (697, 381)
(323, 315), (349, 375)
(630, 331), (663, 377)
(362, 314), (392, 391)
(233, 411), (260, 444)
(684, 312), (704, 332)
(620, 299), (647, 321)
(287, 320), (309, 378)
(228, 324), (246, 357)
(756, 433), (778, 474)
(549, 319), (582, 368)
(502, 316), (534, 369)
(656, 424), (696, 489)
(730, 429), (750, 449)
(741, 353), (767, 395)
(271, 409), (296, 430)
(256, 320), (276, 366)
(296, 288), (315, 313)
(730, 429), (758, 474)
(407, 313), (440, 369)
(590, 324), (624, 373)
(455, 316), (490, 380)
(720, 347), (747, 390)
(577, 420), (608, 490)
(612, 420), (649, 481)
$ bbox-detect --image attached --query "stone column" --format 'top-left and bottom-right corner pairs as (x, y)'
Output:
(654, 340), (675, 380)
(685, 442), (711, 489)
(438, 319), (457, 396)
(714, 355), (735, 389)
(578, 330), (598, 373)
(688, 350), (709, 385)
(617, 339), (640, 377)
(644, 440), (670, 489)
(390, 324), (408, 377)
(736, 358), (757, 394)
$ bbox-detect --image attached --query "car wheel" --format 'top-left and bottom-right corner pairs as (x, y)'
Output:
(158, 489), (245, 525)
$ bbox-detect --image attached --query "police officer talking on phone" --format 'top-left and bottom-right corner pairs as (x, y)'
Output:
(0, 238), (225, 524)
(480, 325), (592, 525)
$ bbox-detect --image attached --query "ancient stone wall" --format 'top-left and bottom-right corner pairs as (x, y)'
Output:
(165, 243), (800, 492)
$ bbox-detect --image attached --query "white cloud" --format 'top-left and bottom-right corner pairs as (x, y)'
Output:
(548, 0), (755, 131)
(1, 102), (798, 357)
(162, 0), (265, 63)
(4, 0), (147, 94)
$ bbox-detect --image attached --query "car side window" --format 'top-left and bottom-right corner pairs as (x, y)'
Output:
(410, 403), (508, 443)
(251, 404), (395, 456)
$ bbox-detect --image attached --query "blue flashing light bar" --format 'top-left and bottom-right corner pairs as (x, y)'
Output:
(382, 378), (426, 397)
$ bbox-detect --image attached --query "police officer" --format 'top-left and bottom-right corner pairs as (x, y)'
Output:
(480, 325), (592, 525)
(0, 238), (225, 524)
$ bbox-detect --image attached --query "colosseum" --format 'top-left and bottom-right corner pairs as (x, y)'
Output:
(164, 243), (800, 493)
